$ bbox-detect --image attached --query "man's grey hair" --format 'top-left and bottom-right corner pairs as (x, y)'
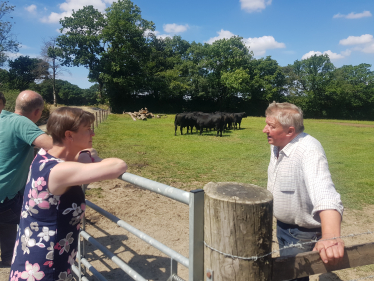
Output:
(265, 102), (304, 133)
(15, 91), (44, 114)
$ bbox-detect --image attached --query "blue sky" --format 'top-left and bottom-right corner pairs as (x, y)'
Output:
(6, 0), (374, 89)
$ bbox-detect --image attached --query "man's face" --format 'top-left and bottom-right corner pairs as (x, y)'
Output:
(263, 116), (290, 150)
(0, 100), (4, 113)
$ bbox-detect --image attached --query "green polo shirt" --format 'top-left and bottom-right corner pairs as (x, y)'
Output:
(0, 110), (44, 202)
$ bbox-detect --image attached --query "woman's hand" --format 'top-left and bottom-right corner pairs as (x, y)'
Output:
(77, 148), (102, 163)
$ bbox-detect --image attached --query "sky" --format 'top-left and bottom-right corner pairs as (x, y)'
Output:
(6, 0), (374, 89)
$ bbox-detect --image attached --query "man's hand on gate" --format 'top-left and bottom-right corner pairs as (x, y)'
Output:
(313, 237), (344, 265)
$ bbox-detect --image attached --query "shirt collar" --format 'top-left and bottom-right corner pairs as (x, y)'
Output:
(275, 132), (307, 157)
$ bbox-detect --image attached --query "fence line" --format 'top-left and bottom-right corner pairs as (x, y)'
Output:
(91, 108), (109, 133)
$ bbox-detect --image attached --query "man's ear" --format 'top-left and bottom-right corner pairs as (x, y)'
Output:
(286, 126), (296, 136)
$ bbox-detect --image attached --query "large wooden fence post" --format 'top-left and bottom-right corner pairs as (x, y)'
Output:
(204, 182), (273, 281)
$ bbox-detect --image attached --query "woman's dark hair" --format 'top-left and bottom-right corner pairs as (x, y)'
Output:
(47, 107), (95, 144)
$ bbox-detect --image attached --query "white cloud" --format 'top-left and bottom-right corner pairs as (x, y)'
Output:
(333, 10), (372, 19)
(338, 34), (374, 54)
(144, 30), (171, 40)
(206, 30), (285, 56)
(206, 29), (235, 44)
(19, 44), (31, 49)
(242, 36), (285, 56)
(41, 0), (109, 23)
(339, 34), (373, 45)
(362, 43), (374, 53)
(25, 4), (37, 14)
(301, 50), (349, 60)
(4, 51), (39, 60)
(163, 23), (189, 34)
(240, 0), (272, 13)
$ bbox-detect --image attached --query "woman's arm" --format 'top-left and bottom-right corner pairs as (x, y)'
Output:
(48, 158), (128, 195)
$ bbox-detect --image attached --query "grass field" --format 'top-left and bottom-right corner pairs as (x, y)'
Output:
(92, 114), (374, 209)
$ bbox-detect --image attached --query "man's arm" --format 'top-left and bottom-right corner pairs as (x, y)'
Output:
(313, 210), (344, 265)
(32, 134), (53, 150)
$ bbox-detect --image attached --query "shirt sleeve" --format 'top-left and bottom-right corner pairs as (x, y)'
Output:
(302, 149), (344, 220)
(15, 116), (45, 146)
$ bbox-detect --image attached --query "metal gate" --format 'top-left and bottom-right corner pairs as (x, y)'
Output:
(72, 172), (204, 281)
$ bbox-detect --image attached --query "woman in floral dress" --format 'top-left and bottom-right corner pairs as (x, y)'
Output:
(9, 107), (128, 281)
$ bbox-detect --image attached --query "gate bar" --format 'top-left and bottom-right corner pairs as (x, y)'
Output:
(86, 200), (189, 268)
(119, 173), (190, 205)
(188, 189), (204, 281)
(80, 231), (148, 281)
(71, 264), (90, 281)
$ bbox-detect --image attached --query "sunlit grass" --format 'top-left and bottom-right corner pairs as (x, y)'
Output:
(93, 114), (374, 209)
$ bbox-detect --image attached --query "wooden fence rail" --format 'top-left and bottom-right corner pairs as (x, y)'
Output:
(272, 242), (374, 280)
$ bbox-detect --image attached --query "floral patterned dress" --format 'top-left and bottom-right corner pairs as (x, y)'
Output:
(9, 149), (85, 281)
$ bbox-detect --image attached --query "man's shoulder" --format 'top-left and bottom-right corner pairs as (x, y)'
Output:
(297, 133), (324, 152)
(1, 111), (36, 127)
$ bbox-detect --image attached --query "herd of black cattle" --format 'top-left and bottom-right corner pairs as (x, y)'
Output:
(174, 112), (247, 137)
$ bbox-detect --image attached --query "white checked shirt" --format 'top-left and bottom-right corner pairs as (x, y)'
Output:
(267, 132), (344, 228)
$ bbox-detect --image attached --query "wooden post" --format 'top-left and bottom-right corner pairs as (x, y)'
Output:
(95, 112), (98, 128)
(204, 182), (273, 281)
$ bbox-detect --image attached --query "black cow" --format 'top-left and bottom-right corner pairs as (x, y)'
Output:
(196, 113), (224, 137)
(174, 112), (198, 135)
(233, 112), (247, 130)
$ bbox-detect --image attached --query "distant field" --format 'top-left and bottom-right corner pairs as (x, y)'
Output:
(93, 114), (374, 209)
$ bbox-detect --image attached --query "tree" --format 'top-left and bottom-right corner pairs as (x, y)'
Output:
(326, 63), (374, 119)
(8, 56), (49, 91)
(204, 36), (252, 110)
(284, 54), (335, 117)
(100, 0), (155, 112)
(0, 1), (19, 66)
(41, 37), (68, 106)
(57, 5), (107, 100)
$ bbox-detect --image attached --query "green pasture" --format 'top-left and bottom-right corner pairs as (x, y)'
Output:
(93, 114), (374, 209)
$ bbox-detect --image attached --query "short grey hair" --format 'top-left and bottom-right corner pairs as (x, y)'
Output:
(265, 102), (304, 133)
(15, 91), (44, 114)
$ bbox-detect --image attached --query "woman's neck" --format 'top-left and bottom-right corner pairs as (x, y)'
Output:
(47, 145), (79, 162)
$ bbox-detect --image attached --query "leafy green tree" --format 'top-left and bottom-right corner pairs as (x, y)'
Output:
(0, 1), (19, 66)
(204, 36), (252, 110)
(57, 5), (107, 100)
(326, 63), (374, 119)
(8, 56), (49, 91)
(100, 0), (155, 112)
(284, 54), (335, 117)
(247, 56), (285, 112)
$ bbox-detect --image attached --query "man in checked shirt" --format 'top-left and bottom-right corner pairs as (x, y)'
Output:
(263, 102), (344, 280)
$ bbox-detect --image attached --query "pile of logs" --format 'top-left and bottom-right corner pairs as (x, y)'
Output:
(123, 108), (167, 121)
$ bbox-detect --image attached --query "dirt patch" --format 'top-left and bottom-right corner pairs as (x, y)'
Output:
(0, 180), (373, 281)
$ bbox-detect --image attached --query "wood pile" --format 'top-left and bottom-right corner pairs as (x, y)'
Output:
(123, 108), (155, 121)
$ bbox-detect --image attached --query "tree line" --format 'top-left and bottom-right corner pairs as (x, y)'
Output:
(1, 0), (373, 119)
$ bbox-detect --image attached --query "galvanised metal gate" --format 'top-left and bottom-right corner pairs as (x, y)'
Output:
(72, 172), (204, 281)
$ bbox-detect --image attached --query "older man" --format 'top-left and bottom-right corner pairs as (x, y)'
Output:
(263, 102), (344, 280)
(0, 90), (52, 266)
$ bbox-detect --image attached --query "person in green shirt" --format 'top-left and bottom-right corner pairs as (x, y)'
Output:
(0, 90), (52, 266)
